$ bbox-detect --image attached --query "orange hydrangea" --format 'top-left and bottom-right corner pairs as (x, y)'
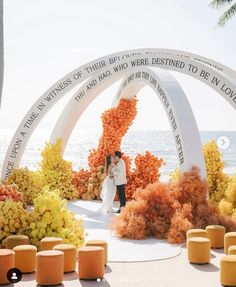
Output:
(126, 152), (164, 200)
(72, 169), (91, 199)
(0, 182), (23, 203)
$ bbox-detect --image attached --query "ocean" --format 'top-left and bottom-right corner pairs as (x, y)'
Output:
(0, 129), (235, 181)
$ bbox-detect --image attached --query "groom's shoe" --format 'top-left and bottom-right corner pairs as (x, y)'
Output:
(115, 209), (120, 214)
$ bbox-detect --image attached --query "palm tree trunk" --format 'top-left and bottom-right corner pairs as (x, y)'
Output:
(0, 0), (3, 108)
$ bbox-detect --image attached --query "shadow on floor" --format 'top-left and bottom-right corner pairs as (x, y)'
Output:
(105, 265), (112, 274)
(190, 262), (219, 272)
(64, 271), (79, 281)
(79, 278), (111, 287)
(212, 248), (224, 254)
(21, 272), (35, 282)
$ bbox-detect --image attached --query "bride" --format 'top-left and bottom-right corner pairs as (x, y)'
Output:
(95, 154), (117, 214)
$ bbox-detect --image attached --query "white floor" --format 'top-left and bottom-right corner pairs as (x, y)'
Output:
(67, 200), (182, 262)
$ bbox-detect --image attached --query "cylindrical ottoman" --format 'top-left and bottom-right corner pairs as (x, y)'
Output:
(40, 237), (63, 251)
(13, 245), (37, 273)
(53, 244), (77, 273)
(0, 249), (15, 284)
(187, 237), (211, 264)
(78, 246), (104, 280)
(6, 235), (29, 250)
(36, 250), (64, 285)
(220, 255), (236, 286)
(85, 240), (108, 265)
(228, 245), (236, 255)
(186, 229), (208, 240)
(224, 232), (236, 254)
(206, 225), (225, 248)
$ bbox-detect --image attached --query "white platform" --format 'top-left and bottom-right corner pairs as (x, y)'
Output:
(67, 200), (182, 262)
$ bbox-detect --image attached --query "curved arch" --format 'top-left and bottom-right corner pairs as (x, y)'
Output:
(114, 68), (206, 177)
(2, 49), (236, 179)
(50, 72), (123, 151)
(50, 67), (206, 178)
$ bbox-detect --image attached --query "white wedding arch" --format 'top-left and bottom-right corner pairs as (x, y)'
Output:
(50, 67), (206, 177)
(2, 49), (236, 180)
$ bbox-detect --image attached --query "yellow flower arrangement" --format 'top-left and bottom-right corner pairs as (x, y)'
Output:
(40, 139), (78, 200)
(203, 140), (230, 203)
(219, 174), (236, 217)
(0, 200), (28, 247)
(27, 186), (85, 249)
(6, 168), (44, 204)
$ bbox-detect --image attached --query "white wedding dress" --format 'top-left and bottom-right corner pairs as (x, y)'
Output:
(95, 175), (116, 214)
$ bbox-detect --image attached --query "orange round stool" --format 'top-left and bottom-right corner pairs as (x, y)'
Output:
(13, 245), (37, 273)
(224, 232), (236, 254)
(78, 246), (104, 280)
(187, 237), (211, 264)
(53, 244), (77, 273)
(85, 240), (108, 265)
(228, 245), (236, 255)
(205, 225), (225, 248)
(6, 235), (29, 250)
(186, 229), (208, 240)
(40, 237), (63, 251)
(0, 249), (15, 284)
(220, 255), (236, 286)
(36, 250), (64, 285)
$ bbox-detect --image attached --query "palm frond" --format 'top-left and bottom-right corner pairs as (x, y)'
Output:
(218, 2), (236, 25)
(210, 0), (234, 9)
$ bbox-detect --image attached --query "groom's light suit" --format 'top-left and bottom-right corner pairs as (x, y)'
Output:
(113, 158), (127, 207)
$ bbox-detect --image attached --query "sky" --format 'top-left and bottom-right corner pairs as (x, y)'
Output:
(0, 0), (236, 133)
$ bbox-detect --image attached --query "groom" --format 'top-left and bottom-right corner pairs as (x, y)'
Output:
(113, 151), (127, 213)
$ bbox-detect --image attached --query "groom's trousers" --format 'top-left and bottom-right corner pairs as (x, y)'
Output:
(116, 184), (126, 207)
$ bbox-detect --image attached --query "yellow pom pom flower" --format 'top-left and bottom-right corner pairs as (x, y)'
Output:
(0, 200), (28, 247)
(40, 139), (78, 200)
(27, 187), (85, 249)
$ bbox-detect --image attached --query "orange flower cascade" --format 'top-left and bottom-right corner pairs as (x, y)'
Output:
(88, 98), (137, 170)
(74, 97), (164, 200)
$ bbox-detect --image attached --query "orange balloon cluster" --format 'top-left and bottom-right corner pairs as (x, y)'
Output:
(0, 183), (23, 203)
(88, 98), (138, 170)
(126, 152), (164, 200)
(72, 169), (91, 198)
(111, 167), (236, 243)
